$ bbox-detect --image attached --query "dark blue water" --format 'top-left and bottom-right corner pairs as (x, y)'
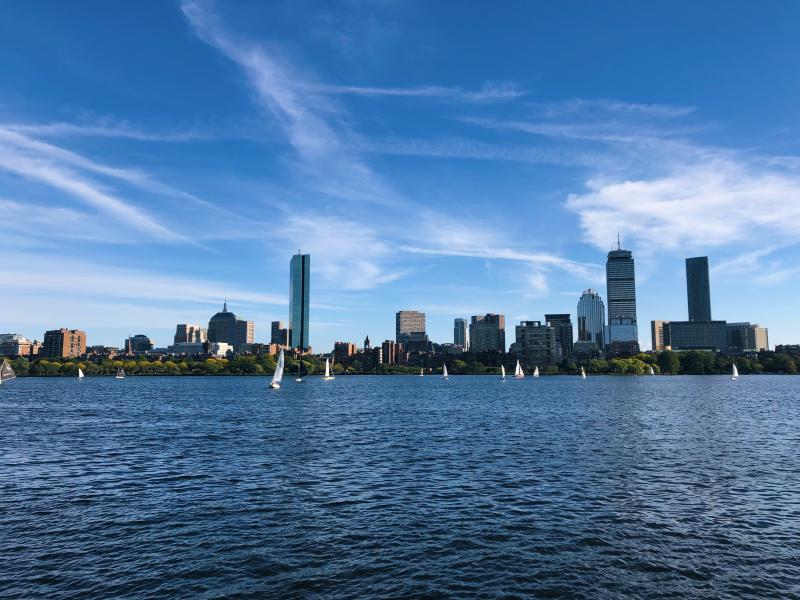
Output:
(1, 375), (799, 599)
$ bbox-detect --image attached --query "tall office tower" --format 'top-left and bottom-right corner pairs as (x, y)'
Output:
(606, 244), (639, 351)
(208, 301), (255, 353)
(577, 289), (606, 348)
(651, 320), (670, 351)
(544, 313), (574, 359)
(289, 253), (311, 350)
(686, 256), (712, 321)
(469, 314), (506, 353)
(395, 311), (427, 352)
(453, 318), (468, 349)
(271, 321), (288, 346)
(41, 329), (87, 358)
(513, 320), (562, 366)
(124, 334), (154, 354)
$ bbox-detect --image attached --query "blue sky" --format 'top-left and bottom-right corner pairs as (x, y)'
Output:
(2, 1), (800, 351)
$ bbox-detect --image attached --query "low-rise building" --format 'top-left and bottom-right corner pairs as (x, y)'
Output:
(41, 329), (87, 358)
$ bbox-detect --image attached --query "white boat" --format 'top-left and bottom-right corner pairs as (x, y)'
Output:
(731, 363), (739, 380)
(295, 359), (303, 383)
(514, 360), (524, 379)
(419, 368), (424, 377)
(580, 366), (586, 379)
(323, 357), (335, 381)
(115, 368), (125, 379)
(648, 365), (655, 376)
(500, 364), (506, 380)
(533, 366), (539, 378)
(270, 350), (284, 389)
(0, 359), (16, 385)
(442, 363), (448, 379)
(78, 367), (85, 379)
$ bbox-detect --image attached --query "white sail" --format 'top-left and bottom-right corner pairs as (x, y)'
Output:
(78, 367), (84, 379)
(116, 368), (125, 379)
(533, 366), (539, 378)
(324, 357), (335, 380)
(420, 368), (424, 377)
(514, 360), (524, 378)
(580, 366), (586, 379)
(442, 363), (448, 379)
(270, 350), (284, 388)
(501, 364), (506, 380)
(732, 363), (739, 380)
(648, 365), (655, 376)
(0, 359), (16, 383)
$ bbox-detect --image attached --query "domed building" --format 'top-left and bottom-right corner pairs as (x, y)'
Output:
(208, 301), (255, 353)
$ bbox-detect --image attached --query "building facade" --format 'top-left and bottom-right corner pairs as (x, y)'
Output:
(606, 247), (639, 350)
(727, 322), (769, 352)
(41, 329), (86, 358)
(666, 320), (728, 351)
(124, 334), (154, 354)
(513, 321), (562, 367)
(544, 313), (573, 360)
(686, 256), (712, 321)
(289, 253), (311, 350)
(270, 321), (289, 346)
(333, 341), (357, 365)
(651, 320), (670, 351)
(469, 314), (506, 353)
(453, 318), (468, 350)
(174, 324), (207, 345)
(0, 333), (39, 357)
(577, 288), (605, 350)
(208, 301), (255, 353)
(395, 310), (429, 352)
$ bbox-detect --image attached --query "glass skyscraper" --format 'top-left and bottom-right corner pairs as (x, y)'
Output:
(686, 256), (712, 321)
(289, 253), (310, 350)
(606, 247), (639, 348)
(453, 318), (468, 349)
(577, 288), (605, 348)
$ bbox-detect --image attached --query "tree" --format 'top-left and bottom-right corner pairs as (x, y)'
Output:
(657, 351), (680, 375)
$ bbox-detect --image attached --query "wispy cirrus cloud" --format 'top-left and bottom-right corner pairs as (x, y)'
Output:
(310, 81), (525, 103)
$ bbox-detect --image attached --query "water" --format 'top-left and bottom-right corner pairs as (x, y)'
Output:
(1, 375), (799, 599)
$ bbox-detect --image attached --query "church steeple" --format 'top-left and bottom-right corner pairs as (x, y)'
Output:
(364, 335), (371, 350)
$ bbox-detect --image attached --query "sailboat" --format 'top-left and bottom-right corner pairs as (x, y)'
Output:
(0, 359), (16, 385)
(514, 360), (524, 379)
(78, 367), (85, 379)
(648, 365), (655, 376)
(533, 366), (540, 378)
(419, 368), (424, 377)
(270, 350), (284, 389)
(500, 364), (506, 380)
(323, 358), (335, 381)
(731, 363), (739, 380)
(580, 366), (586, 379)
(442, 363), (448, 379)
(115, 368), (125, 379)
(295, 359), (303, 383)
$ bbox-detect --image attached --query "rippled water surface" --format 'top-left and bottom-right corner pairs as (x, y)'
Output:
(2, 375), (799, 598)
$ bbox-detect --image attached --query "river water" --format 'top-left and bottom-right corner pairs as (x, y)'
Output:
(1, 375), (798, 598)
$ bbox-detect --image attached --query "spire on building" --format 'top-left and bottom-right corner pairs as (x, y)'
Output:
(223, 298), (228, 312)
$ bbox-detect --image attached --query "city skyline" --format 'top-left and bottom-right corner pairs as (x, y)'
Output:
(2, 3), (800, 351)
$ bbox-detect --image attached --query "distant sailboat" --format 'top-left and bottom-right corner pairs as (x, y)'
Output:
(0, 359), (16, 385)
(323, 358), (335, 381)
(295, 358), (303, 383)
(270, 350), (284, 389)
(419, 368), (424, 377)
(115, 368), (125, 379)
(731, 363), (739, 380)
(500, 364), (506, 380)
(442, 363), (448, 379)
(514, 360), (524, 379)
(78, 367), (85, 379)
(533, 366), (540, 378)
(648, 365), (655, 376)
(580, 366), (586, 379)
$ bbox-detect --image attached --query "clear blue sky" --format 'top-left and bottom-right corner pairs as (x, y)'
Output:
(2, 1), (799, 351)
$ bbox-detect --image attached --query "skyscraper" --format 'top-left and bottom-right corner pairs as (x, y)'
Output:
(469, 314), (506, 353)
(174, 323), (207, 344)
(208, 301), (255, 353)
(606, 245), (639, 351)
(686, 256), (712, 321)
(289, 253), (310, 350)
(395, 311), (428, 351)
(453, 318), (468, 349)
(544, 313), (574, 359)
(577, 288), (605, 348)
(270, 321), (288, 346)
(512, 320), (561, 366)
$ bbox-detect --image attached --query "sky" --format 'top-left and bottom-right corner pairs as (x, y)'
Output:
(2, 1), (800, 351)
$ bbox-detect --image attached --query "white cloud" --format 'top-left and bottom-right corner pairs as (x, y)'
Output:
(310, 81), (525, 103)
